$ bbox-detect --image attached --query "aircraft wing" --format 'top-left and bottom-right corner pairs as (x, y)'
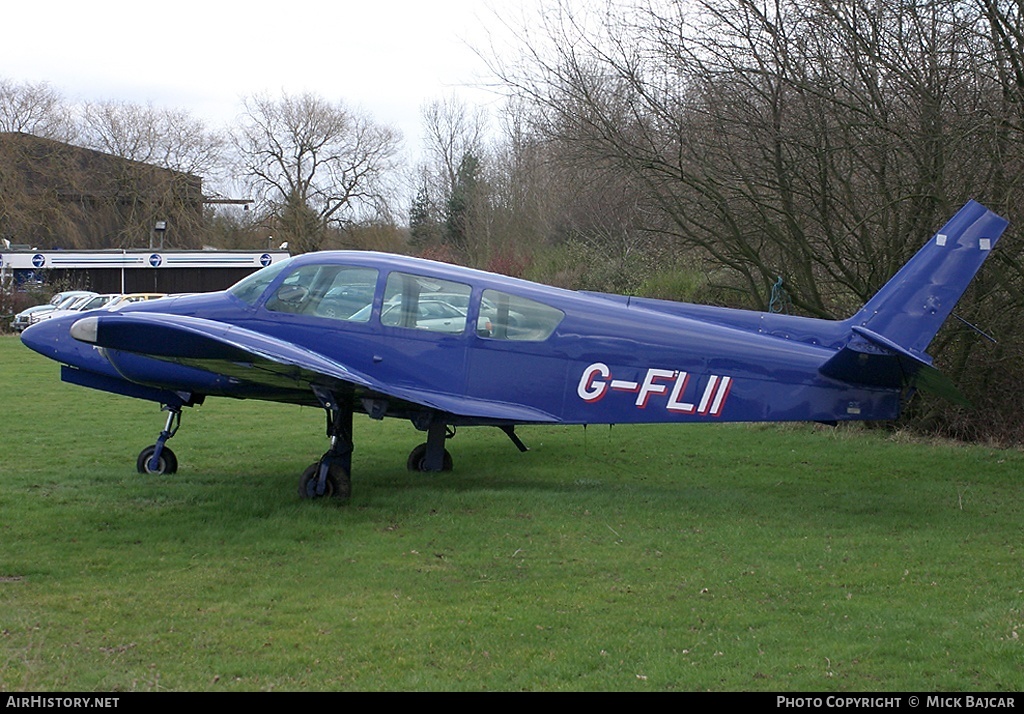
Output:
(70, 312), (561, 424)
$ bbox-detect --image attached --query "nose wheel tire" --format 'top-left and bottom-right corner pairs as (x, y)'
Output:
(137, 445), (178, 475)
(299, 462), (351, 500)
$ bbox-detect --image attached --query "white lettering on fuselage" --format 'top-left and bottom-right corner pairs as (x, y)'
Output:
(577, 362), (732, 416)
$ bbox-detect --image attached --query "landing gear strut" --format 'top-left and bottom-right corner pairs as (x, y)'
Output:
(300, 388), (353, 500)
(137, 405), (181, 475)
(405, 423), (529, 472)
(407, 422), (455, 472)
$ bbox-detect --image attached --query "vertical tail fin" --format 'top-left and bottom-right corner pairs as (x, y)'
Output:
(820, 201), (1007, 402)
(849, 200), (1008, 359)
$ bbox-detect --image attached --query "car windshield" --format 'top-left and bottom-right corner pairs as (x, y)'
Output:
(56, 295), (85, 309)
(78, 295), (113, 311)
(66, 295), (94, 309)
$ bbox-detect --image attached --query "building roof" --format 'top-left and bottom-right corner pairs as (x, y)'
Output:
(0, 131), (201, 202)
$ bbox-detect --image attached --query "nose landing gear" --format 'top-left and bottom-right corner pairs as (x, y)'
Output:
(137, 406), (181, 476)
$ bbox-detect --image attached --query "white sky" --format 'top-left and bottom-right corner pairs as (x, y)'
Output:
(1, 0), (525, 163)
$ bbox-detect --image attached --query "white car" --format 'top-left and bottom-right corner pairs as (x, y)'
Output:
(428, 291), (525, 328)
(15, 291), (97, 330)
(350, 299), (492, 335)
(39, 293), (119, 322)
(105, 293), (167, 311)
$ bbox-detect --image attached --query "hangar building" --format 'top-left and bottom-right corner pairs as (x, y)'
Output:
(0, 249), (290, 294)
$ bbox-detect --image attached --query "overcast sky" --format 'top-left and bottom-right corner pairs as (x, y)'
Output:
(1, 0), (525, 161)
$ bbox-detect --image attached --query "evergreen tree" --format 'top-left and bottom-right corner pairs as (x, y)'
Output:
(445, 151), (481, 256)
(409, 183), (440, 250)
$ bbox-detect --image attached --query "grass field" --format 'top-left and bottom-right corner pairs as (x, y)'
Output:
(0, 335), (1021, 691)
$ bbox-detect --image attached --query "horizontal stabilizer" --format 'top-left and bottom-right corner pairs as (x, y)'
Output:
(820, 327), (969, 405)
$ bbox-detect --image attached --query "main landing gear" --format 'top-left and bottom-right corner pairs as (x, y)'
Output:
(405, 423), (529, 473)
(134, 397), (531, 501)
(298, 388), (353, 501)
(133, 395), (353, 500)
(407, 422), (455, 472)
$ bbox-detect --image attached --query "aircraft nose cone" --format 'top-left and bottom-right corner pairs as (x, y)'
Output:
(20, 314), (71, 360)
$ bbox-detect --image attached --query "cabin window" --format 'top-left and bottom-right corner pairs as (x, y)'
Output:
(479, 290), (564, 341)
(228, 258), (294, 305)
(265, 264), (378, 321)
(377, 272), (473, 334)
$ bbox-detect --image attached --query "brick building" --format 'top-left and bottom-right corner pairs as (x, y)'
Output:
(0, 132), (205, 250)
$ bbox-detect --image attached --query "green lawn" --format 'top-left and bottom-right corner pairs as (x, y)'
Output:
(0, 335), (1021, 691)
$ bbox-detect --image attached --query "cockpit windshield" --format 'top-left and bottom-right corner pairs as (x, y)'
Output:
(264, 264), (379, 321)
(227, 258), (295, 305)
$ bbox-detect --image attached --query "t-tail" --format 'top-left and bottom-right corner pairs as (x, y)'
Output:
(820, 200), (1008, 403)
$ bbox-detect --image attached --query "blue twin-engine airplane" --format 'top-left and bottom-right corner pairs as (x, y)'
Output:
(21, 201), (1008, 500)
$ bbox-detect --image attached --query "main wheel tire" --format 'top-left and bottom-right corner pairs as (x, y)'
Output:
(406, 443), (453, 472)
(137, 445), (178, 475)
(299, 462), (351, 500)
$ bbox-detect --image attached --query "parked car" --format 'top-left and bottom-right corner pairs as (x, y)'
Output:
(105, 293), (166, 310)
(11, 291), (96, 331)
(315, 285), (375, 320)
(350, 299), (492, 335)
(38, 293), (118, 323)
(428, 291), (524, 328)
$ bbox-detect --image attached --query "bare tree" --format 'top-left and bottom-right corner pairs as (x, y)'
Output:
(75, 100), (223, 247)
(483, 0), (1024, 440)
(421, 95), (489, 197)
(490, 0), (1011, 311)
(233, 91), (402, 254)
(408, 96), (490, 259)
(81, 100), (225, 177)
(0, 78), (75, 246)
(483, 99), (563, 270)
(0, 77), (76, 141)
(0, 133), (88, 247)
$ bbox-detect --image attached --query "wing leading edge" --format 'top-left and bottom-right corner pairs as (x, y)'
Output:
(70, 312), (560, 424)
